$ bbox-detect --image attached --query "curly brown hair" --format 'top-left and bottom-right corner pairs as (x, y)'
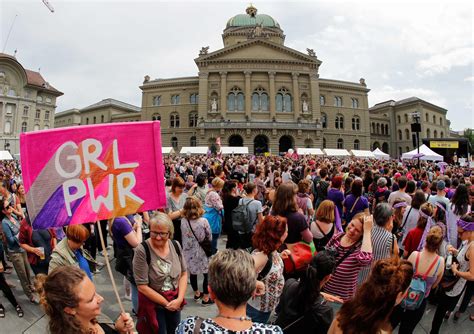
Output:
(252, 215), (287, 254)
(337, 257), (413, 333)
(183, 196), (204, 220)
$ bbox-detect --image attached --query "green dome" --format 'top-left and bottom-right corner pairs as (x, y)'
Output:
(226, 6), (280, 29)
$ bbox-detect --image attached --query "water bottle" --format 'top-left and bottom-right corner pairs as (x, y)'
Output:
(446, 252), (453, 270)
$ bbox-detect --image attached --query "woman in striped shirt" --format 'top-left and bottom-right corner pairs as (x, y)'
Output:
(322, 213), (373, 302)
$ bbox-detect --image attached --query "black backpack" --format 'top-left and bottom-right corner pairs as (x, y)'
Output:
(231, 198), (255, 233)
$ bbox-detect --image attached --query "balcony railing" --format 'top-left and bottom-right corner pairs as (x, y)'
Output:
(201, 121), (321, 130)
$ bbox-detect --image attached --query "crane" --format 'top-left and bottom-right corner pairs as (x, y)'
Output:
(42, 0), (55, 13)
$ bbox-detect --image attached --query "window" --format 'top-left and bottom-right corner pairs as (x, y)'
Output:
(21, 122), (27, 132)
(405, 129), (410, 140)
(44, 110), (50, 120)
(171, 95), (180, 105)
(7, 88), (16, 96)
(23, 106), (29, 116)
(152, 113), (161, 121)
(398, 130), (402, 140)
(86, 118), (89, 125)
(426, 128), (430, 138)
(170, 113), (180, 128)
(376, 123), (380, 134)
(352, 117), (360, 130)
(351, 98), (359, 108)
(404, 114), (408, 123)
(354, 139), (360, 150)
(334, 96), (343, 107)
(152, 96), (161, 106)
(93, 116), (96, 124)
(35, 109), (41, 119)
(397, 115), (401, 123)
(434, 130), (438, 138)
(399, 147), (402, 157)
(337, 138), (344, 149)
(101, 115), (104, 123)
(323, 137), (327, 148)
(440, 131), (444, 138)
(406, 146), (410, 152)
(276, 88), (292, 112)
(439, 117), (443, 126)
(37, 96), (43, 103)
(425, 113), (429, 122)
(33, 124), (40, 131)
(251, 88), (268, 111)
(321, 113), (327, 128)
(433, 115), (436, 124)
(189, 94), (198, 104)
(4, 121), (11, 134)
(190, 136), (197, 147)
(5, 104), (14, 115)
(171, 137), (178, 149)
(45, 97), (52, 103)
(372, 123), (375, 133)
(335, 115), (344, 129)
(227, 87), (244, 111)
(385, 124), (389, 135)
(320, 95), (325, 106)
(189, 112), (198, 127)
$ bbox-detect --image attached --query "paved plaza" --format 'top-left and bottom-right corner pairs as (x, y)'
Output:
(1, 237), (472, 333)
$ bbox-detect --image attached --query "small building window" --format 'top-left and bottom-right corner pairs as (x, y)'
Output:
(427, 128), (431, 138)
(354, 139), (360, 150)
(397, 115), (401, 123)
(320, 95), (325, 106)
(434, 130), (438, 138)
(351, 98), (359, 108)
(440, 131), (444, 138)
(323, 137), (327, 149)
(171, 137), (178, 149)
(189, 94), (199, 104)
(227, 87), (244, 112)
(35, 109), (41, 119)
(21, 122), (27, 132)
(93, 116), (97, 124)
(45, 97), (52, 103)
(44, 110), (50, 120)
(335, 115), (344, 129)
(404, 114), (408, 123)
(23, 106), (29, 116)
(152, 113), (161, 121)
(189, 112), (198, 127)
(433, 115), (436, 124)
(276, 88), (292, 112)
(337, 138), (344, 149)
(86, 117), (89, 125)
(190, 136), (197, 147)
(439, 117), (443, 126)
(425, 113), (429, 122)
(398, 130), (402, 140)
(4, 121), (11, 134)
(7, 88), (16, 96)
(153, 96), (161, 106)
(405, 129), (410, 140)
(321, 113), (327, 128)
(352, 117), (360, 130)
(170, 113), (180, 128)
(37, 96), (43, 103)
(171, 95), (180, 105)
(334, 96), (343, 107)
(101, 115), (104, 123)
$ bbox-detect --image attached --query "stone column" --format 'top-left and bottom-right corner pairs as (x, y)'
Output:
(244, 71), (252, 119)
(309, 72), (322, 145)
(197, 72), (209, 120)
(220, 72), (227, 118)
(268, 71), (276, 119)
(292, 72), (300, 121)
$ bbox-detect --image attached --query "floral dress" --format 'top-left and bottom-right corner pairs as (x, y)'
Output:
(180, 217), (212, 275)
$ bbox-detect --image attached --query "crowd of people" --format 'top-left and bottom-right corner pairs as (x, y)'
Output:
(0, 155), (473, 333)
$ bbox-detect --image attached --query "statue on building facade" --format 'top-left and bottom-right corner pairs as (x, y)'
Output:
(302, 100), (309, 112)
(199, 46), (209, 56)
(211, 98), (217, 111)
(306, 48), (316, 57)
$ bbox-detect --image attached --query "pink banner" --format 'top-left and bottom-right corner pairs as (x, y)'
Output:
(20, 121), (166, 230)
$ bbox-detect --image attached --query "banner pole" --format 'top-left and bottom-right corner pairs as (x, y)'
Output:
(96, 219), (127, 315)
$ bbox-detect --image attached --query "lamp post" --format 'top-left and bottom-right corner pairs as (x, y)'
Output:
(411, 112), (421, 169)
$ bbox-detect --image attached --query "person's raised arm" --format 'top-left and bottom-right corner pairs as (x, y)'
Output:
(361, 215), (373, 253)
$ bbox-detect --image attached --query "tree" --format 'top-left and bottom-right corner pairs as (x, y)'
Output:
(463, 128), (474, 155)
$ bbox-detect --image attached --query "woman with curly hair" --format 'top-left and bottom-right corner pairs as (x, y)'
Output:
(247, 215), (289, 323)
(328, 257), (413, 334)
(37, 265), (134, 334)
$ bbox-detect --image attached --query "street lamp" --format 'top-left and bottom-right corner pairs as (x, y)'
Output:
(410, 112), (421, 169)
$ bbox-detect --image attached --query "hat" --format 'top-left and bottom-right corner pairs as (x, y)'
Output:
(394, 172), (402, 179)
(436, 180), (446, 191)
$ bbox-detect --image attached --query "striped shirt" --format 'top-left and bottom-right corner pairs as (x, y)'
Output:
(322, 233), (372, 302)
(358, 225), (394, 284)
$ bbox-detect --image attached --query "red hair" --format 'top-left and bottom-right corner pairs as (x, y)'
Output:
(252, 215), (287, 254)
(331, 175), (343, 189)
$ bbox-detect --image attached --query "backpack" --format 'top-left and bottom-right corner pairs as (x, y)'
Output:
(401, 252), (440, 310)
(231, 198), (255, 233)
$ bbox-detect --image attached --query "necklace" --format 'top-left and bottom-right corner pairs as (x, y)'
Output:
(216, 314), (252, 321)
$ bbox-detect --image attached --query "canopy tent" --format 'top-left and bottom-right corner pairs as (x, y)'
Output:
(372, 148), (390, 160)
(297, 148), (325, 156)
(0, 151), (13, 160)
(220, 146), (249, 155)
(323, 148), (351, 157)
(401, 144), (444, 161)
(179, 146), (208, 155)
(162, 147), (175, 155)
(351, 150), (376, 158)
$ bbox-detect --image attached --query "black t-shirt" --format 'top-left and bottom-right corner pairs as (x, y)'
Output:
(283, 211), (308, 244)
(222, 195), (241, 233)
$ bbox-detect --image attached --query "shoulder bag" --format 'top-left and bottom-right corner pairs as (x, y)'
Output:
(186, 218), (212, 257)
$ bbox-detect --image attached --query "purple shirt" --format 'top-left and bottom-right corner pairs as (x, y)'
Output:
(327, 188), (345, 217)
(343, 194), (369, 222)
(111, 215), (135, 248)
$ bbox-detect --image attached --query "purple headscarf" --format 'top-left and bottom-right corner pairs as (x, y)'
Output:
(434, 202), (450, 242)
(334, 206), (343, 233)
(457, 218), (474, 232)
(417, 209), (433, 251)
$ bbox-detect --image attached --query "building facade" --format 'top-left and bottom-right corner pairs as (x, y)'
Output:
(0, 53), (63, 154)
(369, 97), (450, 158)
(140, 5), (371, 155)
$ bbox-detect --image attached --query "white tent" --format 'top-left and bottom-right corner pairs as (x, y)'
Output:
(297, 148), (325, 156)
(401, 144), (444, 161)
(162, 147), (175, 155)
(179, 146), (208, 155)
(323, 148), (351, 157)
(220, 146), (249, 155)
(0, 151), (13, 160)
(351, 150), (376, 158)
(372, 148), (390, 160)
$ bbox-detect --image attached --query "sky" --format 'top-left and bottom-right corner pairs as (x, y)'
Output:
(1, 0), (473, 130)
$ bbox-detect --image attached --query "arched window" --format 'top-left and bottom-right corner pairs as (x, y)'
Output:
(335, 115), (344, 129)
(152, 113), (161, 121)
(86, 117), (89, 125)
(276, 88), (292, 112)
(190, 136), (197, 147)
(189, 93), (198, 104)
(440, 131), (444, 138)
(385, 124), (389, 135)
(252, 93), (259, 111)
(398, 130), (402, 140)
(426, 128), (431, 138)
(4, 121), (11, 134)
(354, 139), (360, 150)
(170, 113), (180, 128)
(433, 115), (436, 124)
(23, 106), (29, 116)
(171, 95), (180, 105)
(397, 115), (401, 123)
(425, 113), (429, 122)
(21, 122), (27, 132)
(337, 138), (344, 149)
(227, 87), (244, 111)
(44, 110), (50, 120)
(404, 114), (408, 123)
(372, 122), (375, 133)
(320, 95), (325, 106)
(352, 117), (360, 130)
(321, 113), (327, 128)
(101, 115), (104, 123)
(439, 117), (443, 126)
(93, 116), (96, 124)
(398, 147), (402, 157)
(323, 137), (327, 148)
(376, 123), (380, 134)
(152, 96), (161, 106)
(189, 112), (198, 127)
(334, 96), (343, 107)
(171, 137), (178, 149)
(405, 129), (410, 140)
(434, 130), (438, 138)
(351, 98), (359, 108)
(251, 88), (268, 111)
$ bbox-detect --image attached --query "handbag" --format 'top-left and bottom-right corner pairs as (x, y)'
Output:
(439, 257), (460, 292)
(283, 241), (316, 274)
(186, 218), (212, 257)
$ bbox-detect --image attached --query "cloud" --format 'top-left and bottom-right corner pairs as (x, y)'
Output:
(416, 47), (474, 76)
(464, 76), (474, 82)
(369, 86), (447, 109)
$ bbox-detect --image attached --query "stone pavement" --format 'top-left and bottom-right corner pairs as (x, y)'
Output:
(1, 239), (472, 333)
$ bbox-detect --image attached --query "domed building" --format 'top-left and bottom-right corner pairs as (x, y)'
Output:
(140, 5), (372, 154)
